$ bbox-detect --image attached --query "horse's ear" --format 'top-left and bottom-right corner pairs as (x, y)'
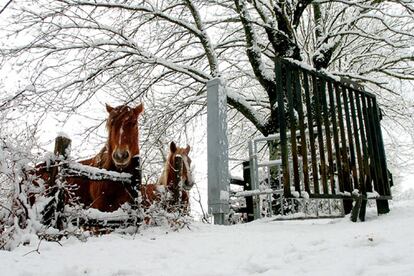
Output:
(170, 141), (177, 153)
(134, 103), (144, 116)
(185, 145), (191, 154)
(106, 104), (114, 113)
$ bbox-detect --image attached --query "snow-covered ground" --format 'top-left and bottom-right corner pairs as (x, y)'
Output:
(1, 195), (413, 276)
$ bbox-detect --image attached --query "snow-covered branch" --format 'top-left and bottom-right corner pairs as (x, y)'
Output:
(1, 0), (413, 165)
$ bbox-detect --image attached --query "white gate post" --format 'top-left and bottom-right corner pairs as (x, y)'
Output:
(207, 78), (229, 225)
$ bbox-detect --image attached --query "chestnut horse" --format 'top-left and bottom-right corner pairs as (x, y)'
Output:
(141, 141), (194, 214)
(28, 103), (144, 213)
(75, 103), (144, 212)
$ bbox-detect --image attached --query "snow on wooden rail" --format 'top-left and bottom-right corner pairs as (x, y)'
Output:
(40, 135), (142, 230)
(64, 162), (133, 183)
(234, 188), (275, 197)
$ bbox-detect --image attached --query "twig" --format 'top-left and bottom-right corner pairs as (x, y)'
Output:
(0, 0), (13, 15)
(192, 183), (210, 223)
(23, 237), (43, 256)
(0, 203), (13, 214)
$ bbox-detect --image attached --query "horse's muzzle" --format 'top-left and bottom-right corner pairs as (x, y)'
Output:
(112, 149), (131, 168)
(182, 180), (195, 191)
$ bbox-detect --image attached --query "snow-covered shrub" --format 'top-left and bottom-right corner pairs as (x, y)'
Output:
(0, 133), (193, 250)
(0, 134), (41, 250)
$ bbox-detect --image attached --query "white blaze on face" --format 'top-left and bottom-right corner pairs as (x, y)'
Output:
(116, 106), (130, 150)
(112, 118), (132, 167)
(115, 118), (132, 153)
(182, 155), (193, 185)
(118, 121), (124, 147)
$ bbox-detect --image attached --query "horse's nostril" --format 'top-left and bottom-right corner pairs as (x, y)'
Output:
(183, 180), (194, 190)
(114, 150), (130, 162)
(121, 151), (129, 159)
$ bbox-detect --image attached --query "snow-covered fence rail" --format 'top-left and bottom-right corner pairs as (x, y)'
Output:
(40, 136), (142, 229)
(64, 163), (133, 183)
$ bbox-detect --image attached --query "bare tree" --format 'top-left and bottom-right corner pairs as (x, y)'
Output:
(0, 0), (413, 168)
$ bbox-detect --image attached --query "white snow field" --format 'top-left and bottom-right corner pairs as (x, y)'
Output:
(1, 196), (413, 276)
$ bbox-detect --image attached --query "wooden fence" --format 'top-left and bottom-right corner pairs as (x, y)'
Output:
(40, 136), (142, 229)
(41, 137), (190, 230)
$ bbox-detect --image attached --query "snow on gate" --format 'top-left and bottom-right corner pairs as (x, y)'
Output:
(207, 58), (393, 224)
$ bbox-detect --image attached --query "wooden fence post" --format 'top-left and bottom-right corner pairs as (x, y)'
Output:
(41, 135), (71, 229)
(275, 58), (291, 197)
(130, 155), (142, 202)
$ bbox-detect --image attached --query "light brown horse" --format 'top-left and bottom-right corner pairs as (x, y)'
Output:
(141, 141), (194, 214)
(28, 103), (144, 213)
(76, 103), (144, 212)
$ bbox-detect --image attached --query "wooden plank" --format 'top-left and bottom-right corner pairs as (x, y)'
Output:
(358, 95), (371, 214)
(320, 79), (335, 194)
(348, 90), (365, 194)
(303, 71), (319, 194)
(371, 98), (391, 197)
(286, 64), (300, 192)
(275, 59), (291, 197)
(363, 97), (381, 194)
(333, 83), (348, 193)
(368, 97), (390, 208)
(130, 156), (142, 200)
(312, 74), (328, 194)
(293, 68), (310, 193)
(353, 92), (368, 222)
(327, 82), (342, 194)
(341, 85), (358, 192)
(334, 84), (354, 214)
(355, 93), (371, 195)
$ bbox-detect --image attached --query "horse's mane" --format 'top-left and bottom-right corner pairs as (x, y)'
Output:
(158, 151), (175, 187)
(105, 105), (136, 131)
(95, 145), (111, 169)
(79, 145), (109, 168)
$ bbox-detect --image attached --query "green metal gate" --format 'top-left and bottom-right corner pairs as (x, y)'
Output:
(248, 58), (392, 221)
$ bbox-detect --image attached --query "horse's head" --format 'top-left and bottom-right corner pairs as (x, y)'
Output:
(166, 141), (194, 190)
(106, 103), (143, 170)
